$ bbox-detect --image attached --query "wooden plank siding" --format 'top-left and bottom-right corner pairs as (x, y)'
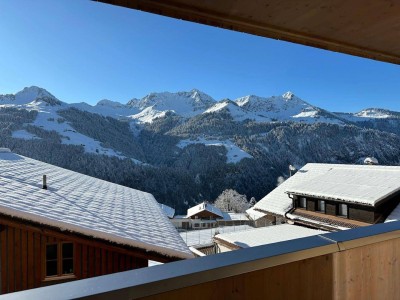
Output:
(0, 219), (149, 294)
(138, 235), (400, 300)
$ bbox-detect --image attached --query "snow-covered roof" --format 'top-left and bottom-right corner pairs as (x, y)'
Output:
(180, 225), (253, 247)
(187, 202), (223, 218)
(215, 224), (324, 248)
(159, 203), (175, 219)
(221, 212), (249, 221)
(254, 163), (400, 217)
(286, 164), (400, 206)
(253, 164), (336, 216)
(0, 151), (193, 260)
(246, 207), (267, 221)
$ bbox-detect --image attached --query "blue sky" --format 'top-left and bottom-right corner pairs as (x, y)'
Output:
(1, 0), (399, 112)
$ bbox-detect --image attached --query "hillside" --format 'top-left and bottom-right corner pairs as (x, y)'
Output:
(1, 86), (400, 213)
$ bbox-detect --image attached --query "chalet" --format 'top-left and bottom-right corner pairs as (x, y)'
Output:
(214, 224), (323, 252)
(0, 149), (193, 294)
(171, 202), (223, 229)
(253, 163), (400, 231)
(187, 202), (223, 220)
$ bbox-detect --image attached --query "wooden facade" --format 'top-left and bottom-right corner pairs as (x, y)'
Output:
(0, 215), (175, 295)
(188, 210), (221, 220)
(291, 191), (400, 230)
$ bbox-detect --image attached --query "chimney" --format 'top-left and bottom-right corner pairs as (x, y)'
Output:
(42, 175), (47, 190)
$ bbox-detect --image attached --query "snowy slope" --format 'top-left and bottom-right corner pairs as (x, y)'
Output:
(4, 86), (400, 164)
(177, 138), (253, 163)
(128, 89), (216, 123)
(71, 100), (139, 119)
(204, 92), (344, 124)
(0, 86), (61, 106)
(337, 108), (400, 122)
(203, 99), (265, 122)
(0, 88), (128, 158)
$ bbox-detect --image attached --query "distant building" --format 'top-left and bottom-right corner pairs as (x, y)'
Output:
(187, 202), (224, 220)
(171, 202), (252, 230)
(253, 163), (400, 231)
(171, 202), (223, 230)
(246, 207), (284, 227)
(0, 150), (193, 295)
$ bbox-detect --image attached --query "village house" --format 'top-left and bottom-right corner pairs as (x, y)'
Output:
(171, 202), (223, 230)
(253, 163), (400, 231)
(171, 202), (251, 230)
(0, 149), (193, 294)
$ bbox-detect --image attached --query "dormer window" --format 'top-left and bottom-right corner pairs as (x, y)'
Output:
(317, 200), (325, 213)
(299, 197), (307, 209)
(338, 203), (348, 218)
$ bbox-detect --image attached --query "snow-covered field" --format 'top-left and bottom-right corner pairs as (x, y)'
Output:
(11, 129), (40, 140)
(177, 138), (253, 163)
(179, 225), (253, 246)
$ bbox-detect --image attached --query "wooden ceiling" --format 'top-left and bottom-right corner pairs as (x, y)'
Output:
(95, 0), (400, 65)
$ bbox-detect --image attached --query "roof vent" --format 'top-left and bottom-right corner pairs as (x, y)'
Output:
(0, 148), (11, 153)
(42, 175), (47, 190)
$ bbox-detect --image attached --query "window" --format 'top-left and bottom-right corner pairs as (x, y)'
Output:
(317, 200), (325, 213)
(45, 242), (74, 278)
(338, 204), (348, 217)
(299, 197), (307, 209)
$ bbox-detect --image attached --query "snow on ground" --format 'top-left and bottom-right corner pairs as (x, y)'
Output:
(128, 107), (170, 124)
(18, 101), (128, 158)
(203, 100), (271, 122)
(177, 138), (253, 163)
(179, 225), (253, 246)
(355, 109), (392, 119)
(12, 129), (40, 140)
(71, 101), (139, 119)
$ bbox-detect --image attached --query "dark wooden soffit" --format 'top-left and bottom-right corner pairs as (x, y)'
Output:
(94, 0), (400, 65)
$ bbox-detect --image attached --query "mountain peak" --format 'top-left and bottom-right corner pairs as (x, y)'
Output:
(282, 91), (295, 100)
(96, 99), (125, 108)
(0, 86), (61, 105)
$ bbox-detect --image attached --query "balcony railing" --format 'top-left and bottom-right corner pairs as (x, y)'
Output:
(3, 221), (400, 299)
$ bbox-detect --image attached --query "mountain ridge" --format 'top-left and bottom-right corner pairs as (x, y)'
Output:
(2, 86), (400, 212)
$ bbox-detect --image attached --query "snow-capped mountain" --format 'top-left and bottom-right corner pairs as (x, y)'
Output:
(337, 108), (400, 122)
(3, 85), (400, 162)
(204, 92), (344, 124)
(0, 86), (61, 105)
(3, 86), (400, 212)
(126, 89), (216, 122)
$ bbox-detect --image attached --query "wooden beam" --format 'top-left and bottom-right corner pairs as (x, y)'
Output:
(94, 0), (400, 65)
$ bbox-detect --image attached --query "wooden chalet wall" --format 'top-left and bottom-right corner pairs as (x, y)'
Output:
(300, 197), (375, 223)
(0, 218), (148, 294)
(189, 211), (220, 220)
